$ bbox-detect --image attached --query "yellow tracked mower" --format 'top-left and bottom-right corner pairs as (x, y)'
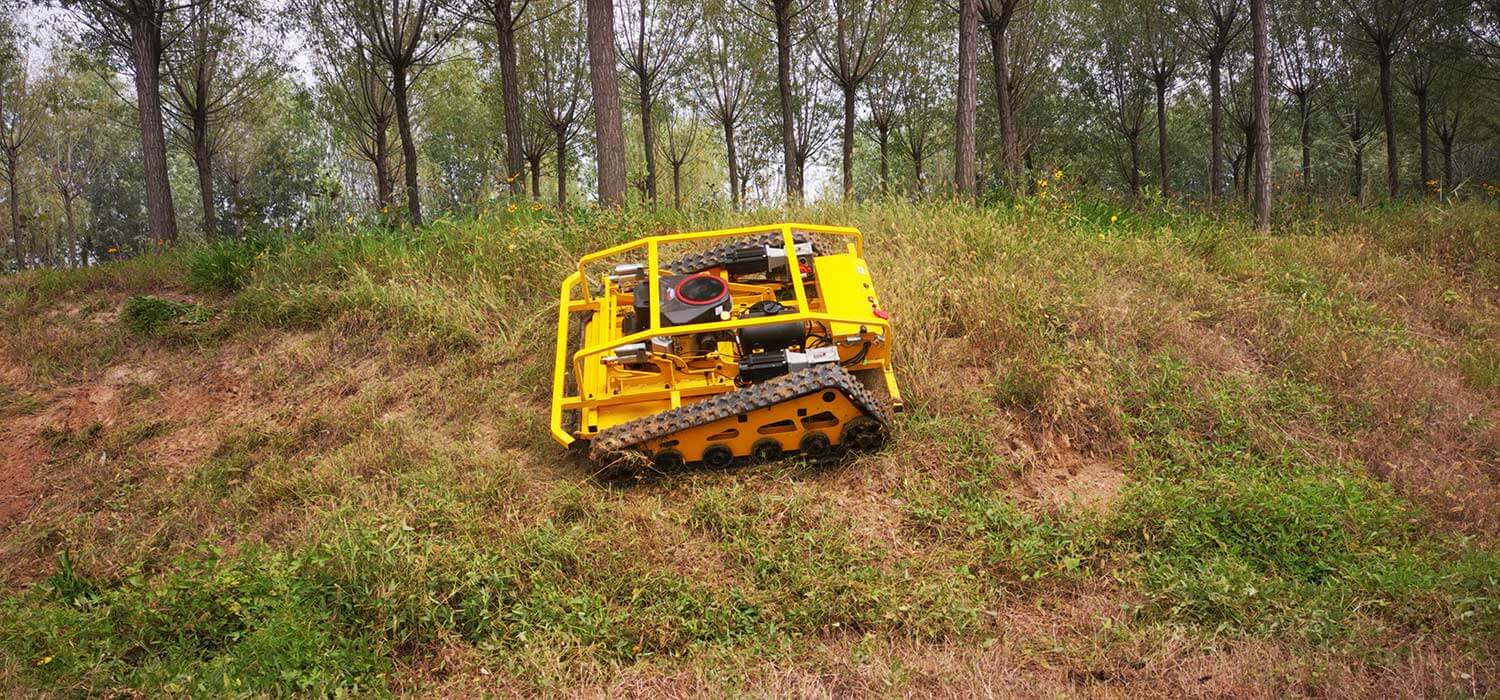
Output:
(550, 223), (902, 472)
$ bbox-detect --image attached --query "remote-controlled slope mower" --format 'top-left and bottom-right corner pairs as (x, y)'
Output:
(550, 223), (902, 471)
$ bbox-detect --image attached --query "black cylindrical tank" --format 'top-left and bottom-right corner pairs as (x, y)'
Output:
(738, 301), (804, 353)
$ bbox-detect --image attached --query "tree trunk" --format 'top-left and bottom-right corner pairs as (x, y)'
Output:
(7, 158), (20, 271)
(774, 0), (799, 203)
(63, 194), (78, 268)
(671, 162), (682, 209)
(1377, 52), (1398, 196)
(722, 119), (741, 209)
(955, 0), (978, 198)
(1128, 135), (1141, 196)
(878, 127), (889, 196)
(1440, 136), (1454, 194)
(640, 79), (658, 204)
(913, 149), (925, 195)
(193, 109), (217, 237)
(1242, 129), (1252, 205)
(555, 129), (569, 208)
(1208, 57), (1222, 203)
(374, 113), (393, 209)
(587, 0), (627, 207)
(495, 3), (526, 196)
(841, 83), (856, 200)
(1298, 97), (1310, 191)
(390, 67), (423, 225)
(529, 155), (542, 198)
(1352, 142), (1363, 202)
(1415, 89), (1430, 191)
(1250, 0), (1271, 230)
(1155, 76), (1169, 194)
(230, 174), (245, 235)
(129, 12), (179, 244)
(987, 20), (1019, 186)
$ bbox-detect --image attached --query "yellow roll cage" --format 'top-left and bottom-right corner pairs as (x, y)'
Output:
(550, 222), (899, 447)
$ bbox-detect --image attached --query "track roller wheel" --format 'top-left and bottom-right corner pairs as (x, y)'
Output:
(653, 449), (685, 472)
(799, 431), (832, 460)
(840, 416), (886, 452)
(751, 439), (784, 462)
(702, 444), (735, 469)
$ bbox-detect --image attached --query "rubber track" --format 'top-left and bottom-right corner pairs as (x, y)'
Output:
(666, 232), (831, 274)
(590, 363), (893, 462)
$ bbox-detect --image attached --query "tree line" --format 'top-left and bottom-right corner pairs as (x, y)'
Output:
(1, 0), (1497, 269)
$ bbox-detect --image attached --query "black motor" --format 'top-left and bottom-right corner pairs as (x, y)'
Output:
(630, 274), (733, 329)
(737, 300), (804, 353)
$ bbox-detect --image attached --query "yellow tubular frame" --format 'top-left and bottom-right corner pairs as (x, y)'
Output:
(550, 223), (895, 447)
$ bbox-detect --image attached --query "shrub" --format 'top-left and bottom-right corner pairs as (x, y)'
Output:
(185, 236), (284, 293)
(121, 295), (208, 336)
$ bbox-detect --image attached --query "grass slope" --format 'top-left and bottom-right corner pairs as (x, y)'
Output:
(0, 198), (1496, 696)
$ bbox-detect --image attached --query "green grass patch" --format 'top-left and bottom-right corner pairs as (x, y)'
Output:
(121, 295), (211, 337)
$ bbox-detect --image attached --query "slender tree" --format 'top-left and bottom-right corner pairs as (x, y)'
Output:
(0, 37), (42, 270)
(1140, 0), (1187, 194)
(1329, 57), (1379, 202)
(618, 0), (696, 205)
(164, 0), (274, 237)
(744, 0), (809, 202)
(1432, 102), (1460, 197)
(1102, 35), (1150, 196)
(659, 101), (699, 208)
(469, 0), (536, 197)
(332, 0), (461, 225)
(955, 0), (978, 198)
(979, 0), (1027, 186)
(40, 63), (103, 267)
(813, 0), (896, 199)
(864, 62), (898, 196)
(790, 57), (835, 191)
(1401, 9), (1464, 192)
(64, 0), (185, 244)
(586, 0), (627, 206)
(535, 5), (589, 207)
(1338, 0), (1427, 196)
(696, 9), (753, 208)
(306, 0), (398, 211)
(1250, 0), (1271, 228)
(893, 45), (943, 196)
(1186, 0), (1248, 202)
(517, 59), (555, 198)
(1273, 0), (1334, 191)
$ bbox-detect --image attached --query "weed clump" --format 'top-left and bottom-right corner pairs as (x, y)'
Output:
(121, 295), (210, 337)
(185, 236), (283, 293)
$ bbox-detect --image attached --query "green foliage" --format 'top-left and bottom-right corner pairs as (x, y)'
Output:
(185, 236), (284, 293)
(2, 547), (389, 695)
(1116, 466), (1497, 643)
(120, 295), (210, 336)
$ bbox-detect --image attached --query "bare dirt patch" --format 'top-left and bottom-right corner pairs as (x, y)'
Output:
(1020, 454), (1128, 511)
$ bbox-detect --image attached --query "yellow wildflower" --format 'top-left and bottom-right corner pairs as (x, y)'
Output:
(506, 203), (518, 213)
(1037, 179), (1047, 188)
(346, 215), (354, 224)
(1109, 214), (1118, 224)
(107, 247), (119, 254)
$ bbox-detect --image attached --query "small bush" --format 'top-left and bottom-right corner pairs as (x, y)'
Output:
(186, 236), (282, 293)
(121, 295), (209, 336)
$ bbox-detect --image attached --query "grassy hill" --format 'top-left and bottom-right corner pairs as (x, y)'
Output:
(1, 198), (1496, 696)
